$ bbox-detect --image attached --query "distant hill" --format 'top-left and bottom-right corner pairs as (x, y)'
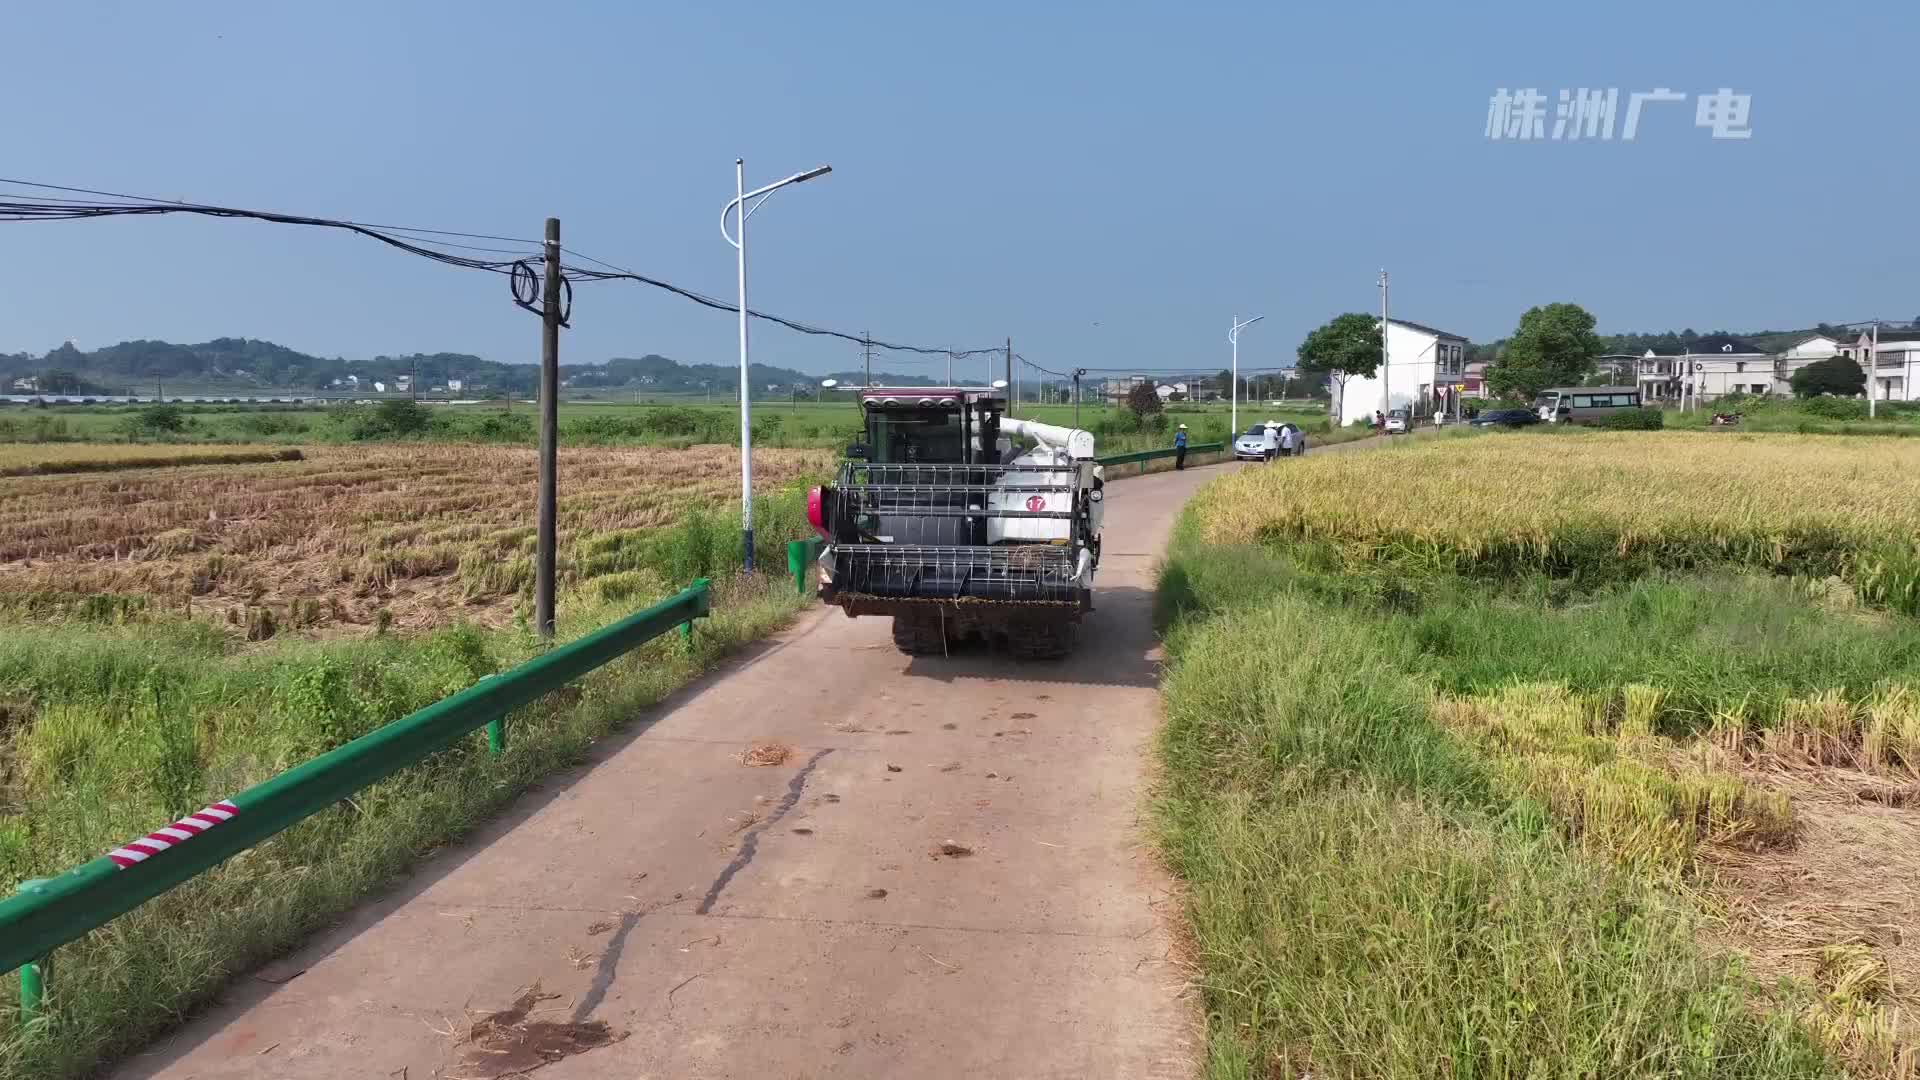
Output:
(0, 338), (940, 396)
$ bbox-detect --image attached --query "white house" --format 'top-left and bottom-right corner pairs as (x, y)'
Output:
(447, 378), (464, 393)
(1678, 335), (1771, 402)
(1331, 318), (1468, 427)
(1773, 334), (1842, 394)
(1843, 330), (1920, 401)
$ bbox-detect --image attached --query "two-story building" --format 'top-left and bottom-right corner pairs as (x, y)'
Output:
(1678, 335), (1772, 402)
(1836, 330), (1920, 401)
(1773, 334), (1842, 394)
(1331, 318), (1469, 426)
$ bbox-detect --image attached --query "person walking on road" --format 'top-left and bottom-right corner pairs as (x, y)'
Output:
(1173, 424), (1188, 470)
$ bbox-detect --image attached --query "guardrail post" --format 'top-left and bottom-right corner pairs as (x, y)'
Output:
(486, 716), (506, 754)
(13, 880), (48, 1021)
(787, 540), (808, 596)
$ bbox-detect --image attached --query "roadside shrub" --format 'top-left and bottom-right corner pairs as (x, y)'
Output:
(467, 412), (534, 442)
(1801, 396), (1868, 421)
(328, 400), (446, 441)
(115, 404), (193, 440)
(231, 412), (309, 437)
(1598, 407), (1664, 430)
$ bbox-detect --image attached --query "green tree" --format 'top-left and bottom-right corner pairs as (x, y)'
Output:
(1789, 355), (1866, 398)
(1295, 314), (1382, 404)
(1486, 303), (1603, 399)
(1125, 381), (1163, 420)
(119, 404), (191, 439)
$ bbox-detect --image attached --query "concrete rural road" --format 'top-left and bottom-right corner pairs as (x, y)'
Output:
(113, 441), (1378, 1080)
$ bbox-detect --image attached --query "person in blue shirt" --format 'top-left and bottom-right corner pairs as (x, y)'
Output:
(1174, 424), (1188, 470)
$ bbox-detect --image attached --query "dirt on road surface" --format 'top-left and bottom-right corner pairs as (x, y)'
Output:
(109, 444), (1379, 1080)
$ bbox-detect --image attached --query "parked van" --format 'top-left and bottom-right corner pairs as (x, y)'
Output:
(1534, 386), (1642, 425)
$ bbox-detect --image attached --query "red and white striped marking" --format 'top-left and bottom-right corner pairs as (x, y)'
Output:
(106, 801), (239, 868)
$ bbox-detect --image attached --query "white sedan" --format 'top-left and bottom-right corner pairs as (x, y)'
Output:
(1234, 422), (1308, 460)
(1233, 422), (1279, 460)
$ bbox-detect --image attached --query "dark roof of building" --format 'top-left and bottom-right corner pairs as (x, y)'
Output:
(1687, 334), (1766, 355)
(1387, 318), (1468, 342)
(1869, 328), (1920, 343)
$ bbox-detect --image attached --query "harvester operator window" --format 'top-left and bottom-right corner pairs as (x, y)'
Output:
(869, 409), (964, 464)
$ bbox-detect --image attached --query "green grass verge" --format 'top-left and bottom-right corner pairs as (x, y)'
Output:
(1153, 515), (1882, 1078)
(0, 574), (810, 1079)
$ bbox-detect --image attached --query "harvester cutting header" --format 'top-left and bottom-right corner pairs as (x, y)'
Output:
(806, 383), (1104, 658)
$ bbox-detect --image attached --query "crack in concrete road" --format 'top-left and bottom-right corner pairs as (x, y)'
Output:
(695, 748), (833, 915)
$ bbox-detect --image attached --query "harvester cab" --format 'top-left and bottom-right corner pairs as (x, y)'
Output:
(807, 386), (1104, 658)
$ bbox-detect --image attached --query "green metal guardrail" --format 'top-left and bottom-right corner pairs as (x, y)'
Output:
(1095, 441), (1225, 471)
(1, 578), (712, 1016)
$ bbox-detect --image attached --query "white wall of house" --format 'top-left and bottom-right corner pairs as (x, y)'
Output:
(1869, 343), (1920, 402)
(1332, 321), (1465, 426)
(1689, 354), (1774, 399)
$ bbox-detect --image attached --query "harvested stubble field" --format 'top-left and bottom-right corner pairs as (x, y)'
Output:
(1158, 430), (1920, 1079)
(0, 443), (830, 634)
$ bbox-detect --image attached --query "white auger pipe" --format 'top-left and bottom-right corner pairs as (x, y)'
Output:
(1001, 417), (1096, 461)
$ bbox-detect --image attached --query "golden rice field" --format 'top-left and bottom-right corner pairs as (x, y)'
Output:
(1198, 432), (1920, 608)
(0, 443), (830, 634)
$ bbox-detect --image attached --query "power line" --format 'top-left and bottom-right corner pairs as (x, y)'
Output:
(0, 176), (1008, 358)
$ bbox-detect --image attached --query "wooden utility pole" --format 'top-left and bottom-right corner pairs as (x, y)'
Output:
(535, 217), (561, 641)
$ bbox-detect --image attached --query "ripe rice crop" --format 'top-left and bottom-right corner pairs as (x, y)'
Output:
(1192, 431), (1920, 610)
(0, 443), (830, 633)
(0, 443), (303, 476)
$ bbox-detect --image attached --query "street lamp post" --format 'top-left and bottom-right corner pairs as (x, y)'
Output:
(721, 158), (832, 571)
(1228, 314), (1264, 435)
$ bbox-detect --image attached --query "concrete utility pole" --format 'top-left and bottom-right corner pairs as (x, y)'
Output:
(535, 217), (561, 642)
(1006, 338), (1014, 414)
(864, 332), (873, 388)
(1378, 269), (1391, 418)
(1870, 321), (1881, 419)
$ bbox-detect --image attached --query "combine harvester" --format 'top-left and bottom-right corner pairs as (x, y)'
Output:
(807, 382), (1104, 658)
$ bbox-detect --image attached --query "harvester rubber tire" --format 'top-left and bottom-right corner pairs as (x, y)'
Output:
(1006, 616), (1076, 660)
(891, 611), (948, 656)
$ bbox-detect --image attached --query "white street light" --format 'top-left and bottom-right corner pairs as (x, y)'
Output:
(1228, 314), (1264, 434)
(722, 158), (833, 571)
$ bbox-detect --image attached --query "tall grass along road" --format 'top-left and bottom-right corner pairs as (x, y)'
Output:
(1156, 430), (1919, 1079)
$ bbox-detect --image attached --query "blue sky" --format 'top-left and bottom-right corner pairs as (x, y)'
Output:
(2, 1), (1911, 377)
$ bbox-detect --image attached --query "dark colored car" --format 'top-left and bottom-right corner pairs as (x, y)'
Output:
(1470, 408), (1540, 428)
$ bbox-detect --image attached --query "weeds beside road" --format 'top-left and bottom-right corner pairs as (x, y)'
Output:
(0, 576), (810, 1078)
